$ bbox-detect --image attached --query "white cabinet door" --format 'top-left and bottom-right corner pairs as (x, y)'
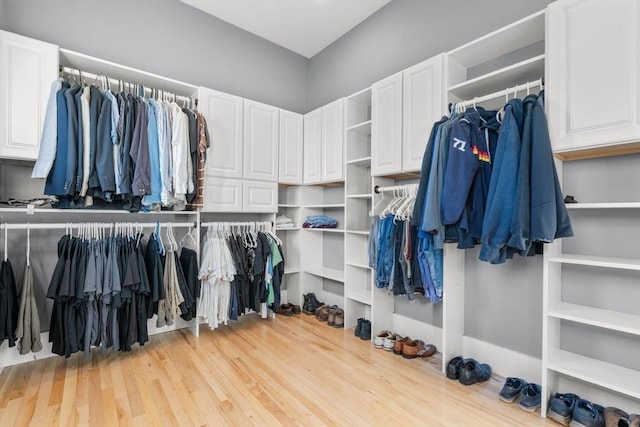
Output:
(198, 88), (243, 178)
(371, 72), (402, 176)
(243, 100), (279, 182)
(321, 98), (344, 182)
(243, 180), (277, 213)
(279, 109), (303, 185)
(547, 0), (640, 154)
(202, 176), (243, 212)
(402, 54), (444, 172)
(0, 31), (58, 160)
(303, 107), (322, 184)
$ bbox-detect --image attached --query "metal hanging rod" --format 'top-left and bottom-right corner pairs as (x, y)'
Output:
(60, 66), (197, 106)
(374, 183), (418, 194)
(200, 221), (273, 228)
(456, 78), (544, 109)
(0, 222), (197, 231)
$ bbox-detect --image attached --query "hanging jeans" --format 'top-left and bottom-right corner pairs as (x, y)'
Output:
(375, 215), (396, 288)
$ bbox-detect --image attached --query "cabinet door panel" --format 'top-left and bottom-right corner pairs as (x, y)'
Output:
(547, 0), (640, 153)
(321, 99), (344, 182)
(372, 72), (402, 176)
(243, 180), (277, 213)
(0, 31), (58, 160)
(244, 100), (279, 182)
(198, 88), (243, 178)
(303, 108), (322, 184)
(202, 176), (243, 212)
(402, 54), (444, 172)
(279, 109), (303, 185)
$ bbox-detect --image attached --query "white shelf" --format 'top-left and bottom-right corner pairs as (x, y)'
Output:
(347, 290), (372, 306)
(346, 87), (372, 105)
(303, 228), (344, 234)
(346, 262), (372, 270)
(346, 194), (372, 199)
(346, 230), (369, 235)
(448, 54), (545, 100)
(346, 120), (372, 135)
(345, 156), (371, 167)
(547, 349), (640, 400)
(305, 266), (345, 282)
(548, 302), (640, 336)
(549, 254), (640, 271)
(275, 227), (300, 231)
(302, 204), (345, 209)
(278, 204), (301, 208)
(0, 207), (196, 215)
(447, 10), (545, 68)
(565, 202), (640, 209)
(284, 268), (300, 275)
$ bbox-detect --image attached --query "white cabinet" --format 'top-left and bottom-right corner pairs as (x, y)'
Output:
(547, 0), (640, 158)
(371, 72), (403, 176)
(202, 176), (243, 212)
(0, 31), (58, 160)
(321, 98), (344, 182)
(243, 180), (277, 213)
(198, 87), (243, 178)
(279, 109), (303, 185)
(243, 100), (279, 182)
(402, 54), (444, 172)
(303, 107), (322, 184)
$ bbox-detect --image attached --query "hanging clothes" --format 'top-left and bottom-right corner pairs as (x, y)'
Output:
(15, 263), (43, 354)
(0, 259), (19, 347)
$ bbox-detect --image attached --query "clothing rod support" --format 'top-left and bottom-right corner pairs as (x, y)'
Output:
(374, 184), (418, 194)
(0, 222), (197, 231)
(457, 78), (543, 108)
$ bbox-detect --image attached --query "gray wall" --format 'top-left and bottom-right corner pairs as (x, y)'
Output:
(307, 0), (553, 110)
(1, 0), (308, 113)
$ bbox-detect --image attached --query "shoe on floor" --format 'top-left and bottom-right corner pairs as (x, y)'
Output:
(374, 330), (393, 349)
(290, 303), (301, 315)
(446, 356), (464, 380)
(629, 414), (640, 427)
(359, 319), (371, 340)
(499, 377), (527, 403)
(401, 340), (437, 359)
(332, 309), (344, 328)
(327, 306), (339, 326)
(383, 334), (398, 351)
(518, 383), (542, 413)
(458, 359), (491, 385)
(316, 305), (331, 322)
(604, 407), (631, 427)
(393, 336), (410, 355)
(548, 393), (580, 426)
(570, 399), (605, 427)
(276, 303), (294, 317)
(354, 318), (364, 337)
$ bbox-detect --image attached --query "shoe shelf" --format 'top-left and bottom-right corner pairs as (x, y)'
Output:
(346, 120), (371, 135)
(565, 202), (640, 210)
(547, 302), (640, 336)
(347, 290), (372, 306)
(548, 254), (640, 271)
(305, 266), (344, 283)
(546, 349), (640, 400)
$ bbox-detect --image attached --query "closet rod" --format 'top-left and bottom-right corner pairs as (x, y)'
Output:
(457, 78), (543, 108)
(374, 183), (418, 194)
(60, 66), (197, 105)
(0, 222), (197, 230)
(200, 221), (273, 227)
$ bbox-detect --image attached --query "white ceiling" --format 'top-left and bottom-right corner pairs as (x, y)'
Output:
(179, 0), (391, 58)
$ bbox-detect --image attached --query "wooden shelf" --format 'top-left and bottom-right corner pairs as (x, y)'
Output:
(345, 156), (371, 167)
(554, 141), (640, 162)
(305, 266), (344, 282)
(548, 302), (640, 336)
(565, 202), (640, 210)
(549, 254), (640, 271)
(347, 290), (372, 305)
(346, 120), (372, 135)
(448, 54), (545, 100)
(547, 349), (640, 400)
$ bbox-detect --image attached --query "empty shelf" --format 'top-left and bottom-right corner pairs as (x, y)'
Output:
(305, 267), (344, 282)
(347, 290), (372, 305)
(565, 202), (640, 209)
(346, 120), (372, 135)
(547, 302), (640, 336)
(549, 254), (640, 271)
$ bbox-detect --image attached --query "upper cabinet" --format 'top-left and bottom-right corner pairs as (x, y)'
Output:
(303, 100), (344, 185)
(0, 31), (58, 160)
(372, 54), (445, 176)
(279, 109), (303, 185)
(547, 0), (640, 159)
(198, 87), (244, 178)
(243, 100), (279, 182)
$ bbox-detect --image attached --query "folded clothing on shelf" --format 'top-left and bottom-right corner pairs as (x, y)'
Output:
(276, 215), (295, 228)
(303, 214), (338, 229)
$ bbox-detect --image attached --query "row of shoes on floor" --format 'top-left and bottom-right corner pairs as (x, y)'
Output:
(500, 377), (640, 427)
(302, 293), (344, 328)
(275, 303), (301, 316)
(446, 355), (492, 385)
(374, 331), (437, 359)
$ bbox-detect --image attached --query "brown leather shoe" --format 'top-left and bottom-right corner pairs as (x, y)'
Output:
(327, 306), (339, 326)
(291, 304), (301, 315)
(402, 340), (437, 359)
(393, 336), (410, 355)
(276, 303), (293, 317)
(333, 309), (344, 328)
(317, 305), (330, 322)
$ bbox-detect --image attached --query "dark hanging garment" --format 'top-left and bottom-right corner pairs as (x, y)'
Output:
(15, 264), (43, 354)
(134, 241), (150, 346)
(179, 247), (199, 321)
(45, 81), (71, 198)
(145, 234), (164, 318)
(0, 259), (19, 347)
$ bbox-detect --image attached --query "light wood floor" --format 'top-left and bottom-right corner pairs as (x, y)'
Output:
(0, 313), (559, 426)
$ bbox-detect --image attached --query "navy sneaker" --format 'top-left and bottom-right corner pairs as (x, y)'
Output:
(518, 383), (542, 412)
(458, 359), (491, 385)
(570, 399), (605, 427)
(446, 356), (464, 380)
(499, 377), (528, 403)
(548, 393), (580, 426)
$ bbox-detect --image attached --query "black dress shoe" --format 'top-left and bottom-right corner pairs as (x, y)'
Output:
(446, 356), (464, 380)
(458, 359), (492, 385)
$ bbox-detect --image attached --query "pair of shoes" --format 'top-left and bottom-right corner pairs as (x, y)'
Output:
(374, 330), (392, 349)
(401, 339), (437, 359)
(393, 336), (411, 355)
(327, 306), (344, 328)
(604, 407), (640, 427)
(548, 393), (581, 426)
(303, 293), (324, 315)
(569, 399), (605, 427)
(355, 318), (371, 340)
(499, 378), (542, 412)
(276, 303), (294, 316)
(449, 358), (491, 385)
(316, 305), (332, 322)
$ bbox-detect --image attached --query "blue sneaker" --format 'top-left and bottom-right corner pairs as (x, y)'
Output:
(518, 383), (542, 412)
(499, 377), (527, 403)
(570, 399), (605, 427)
(548, 393), (580, 426)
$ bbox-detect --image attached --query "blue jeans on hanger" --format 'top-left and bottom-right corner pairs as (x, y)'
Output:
(375, 215), (395, 288)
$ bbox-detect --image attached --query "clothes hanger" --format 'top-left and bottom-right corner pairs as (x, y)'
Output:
(371, 191), (387, 217)
(180, 224), (198, 250)
(3, 223), (7, 262)
(26, 223), (30, 268)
